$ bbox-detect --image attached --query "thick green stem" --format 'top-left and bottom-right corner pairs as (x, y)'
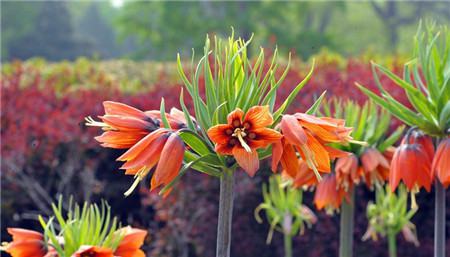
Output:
(434, 180), (446, 257)
(216, 169), (235, 257)
(387, 232), (397, 257)
(284, 233), (293, 257)
(339, 188), (355, 257)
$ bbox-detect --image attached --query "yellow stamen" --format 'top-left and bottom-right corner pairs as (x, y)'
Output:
(85, 116), (106, 128)
(301, 145), (322, 181)
(233, 128), (252, 153)
(124, 167), (148, 197)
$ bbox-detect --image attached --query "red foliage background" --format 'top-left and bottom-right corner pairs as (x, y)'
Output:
(1, 58), (448, 257)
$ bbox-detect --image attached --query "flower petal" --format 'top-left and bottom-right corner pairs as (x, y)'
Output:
(103, 101), (146, 119)
(432, 138), (450, 188)
(361, 148), (389, 172)
(243, 105), (273, 129)
(247, 128), (282, 149)
(117, 129), (167, 161)
(119, 135), (168, 170)
(207, 124), (233, 145)
(227, 108), (244, 127)
(215, 143), (234, 155)
(280, 115), (307, 146)
(114, 226), (147, 255)
(271, 140), (283, 172)
(232, 147), (259, 177)
(298, 133), (331, 172)
(280, 143), (299, 178)
(151, 133), (185, 189)
(7, 228), (43, 241)
(101, 115), (152, 131)
(95, 131), (147, 149)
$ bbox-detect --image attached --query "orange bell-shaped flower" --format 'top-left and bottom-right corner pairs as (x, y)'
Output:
(432, 138), (450, 188)
(360, 148), (391, 188)
(335, 153), (361, 191)
(402, 130), (434, 160)
(314, 174), (346, 212)
(389, 143), (432, 192)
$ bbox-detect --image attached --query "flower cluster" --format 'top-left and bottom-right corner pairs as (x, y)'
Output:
(2, 199), (147, 257)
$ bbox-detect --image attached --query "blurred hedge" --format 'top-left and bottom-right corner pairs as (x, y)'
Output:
(1, 54), (448, 257)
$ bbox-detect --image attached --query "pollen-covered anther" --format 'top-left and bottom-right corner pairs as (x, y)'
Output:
(232, 128), (251, 152)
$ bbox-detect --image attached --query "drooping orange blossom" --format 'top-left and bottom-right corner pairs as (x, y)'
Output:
(314, 174), (346, 212)
(207, 105), (282, 176)
(287, 146), (394, 211)
(86, 101), (187, 195)
(360, 147), (392, 189)
(272, 113), (352, 179)
(2, 228), (46, 257)
(390, 132), (434, 193)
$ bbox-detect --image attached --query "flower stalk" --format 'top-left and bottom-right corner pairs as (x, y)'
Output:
(339, 188), (355, 257)
(216, 168), (235, 257)
(283, 232), (293, 257)
(387, 230), (397, 257)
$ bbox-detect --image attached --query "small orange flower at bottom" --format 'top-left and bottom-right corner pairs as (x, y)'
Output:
(207, 106), (282, 176)
(72, 246), (114, 257)
(114, 226), (148, 257)
(313, 174), (347, 213)
(360, 147), (392, 189)
(283, 159), (323, 188)
(432, 138), (450, 188)
(335, 153), (361, 191)
(2, 228), (46, 257)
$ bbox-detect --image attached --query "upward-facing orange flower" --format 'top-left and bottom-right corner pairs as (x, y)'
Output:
(272, 113), (351, 178)
(72, 246), (114, 257)
(86, 101), (187, 196)
(207, 106), (282, 176)
(432, 138), (450, 188)
(114, 226), (148, 257)
(3, 228), (46, 257)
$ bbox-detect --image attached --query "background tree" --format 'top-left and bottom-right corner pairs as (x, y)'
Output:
(78, 2), (118, 59)
(7, 1), (92, 61)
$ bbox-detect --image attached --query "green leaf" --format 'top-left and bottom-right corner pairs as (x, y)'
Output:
(273, 60), (315, 120)
(179, 88), (196, 131)
(306, 91), (327, 115)
(378, 125), (405, 153)
(355, 83), (423, 127)
(159, 98), (171, 129)
(439, 101), (450, 130)
(178, 129), (212, 156)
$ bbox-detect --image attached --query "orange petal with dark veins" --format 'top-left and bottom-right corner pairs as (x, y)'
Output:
(232, 147), (260, 177)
